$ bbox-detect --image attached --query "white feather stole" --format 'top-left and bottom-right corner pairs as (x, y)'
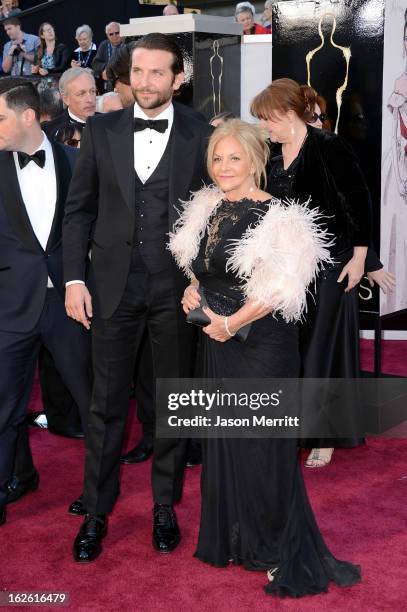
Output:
(168, 188), (334, 322)
(168, 184), (224, 279)
(226, 198), (334, 322)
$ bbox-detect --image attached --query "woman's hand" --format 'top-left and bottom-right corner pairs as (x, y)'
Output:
(367, 268), (396, 294)
(202, 307), (233, 342)
(337, 247), (367, 292)
(181, 282), (200, 314)
(71, 59), (81, 68)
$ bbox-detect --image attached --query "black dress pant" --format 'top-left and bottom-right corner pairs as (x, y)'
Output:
(133, 331), (155, 440)
(0, 289), (92, 510)
(39, 347), (83, 432)
(11, 346), (86, 485)
(38, 342), (155, 437)
(83, 269), (195, 515)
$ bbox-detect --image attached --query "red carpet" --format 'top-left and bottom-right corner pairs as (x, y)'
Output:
(360, 338), (407, 377)
(1, 342), (406, 611)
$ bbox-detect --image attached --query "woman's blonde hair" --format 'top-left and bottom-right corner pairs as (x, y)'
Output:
(207, 119), (269, 189)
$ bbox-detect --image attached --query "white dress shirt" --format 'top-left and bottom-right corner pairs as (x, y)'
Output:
(133, 101), (174, 183)
(13, 132), (57, 287)
(68, 109), (86, 124)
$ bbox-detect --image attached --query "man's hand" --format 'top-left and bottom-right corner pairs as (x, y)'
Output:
(367, 269), (396, 294)
(102, 69), (108, 81)
(181, 282), (200, 314)
(8, 43), (18, 56)
(65, 283), (93, 330)
(38, 67), (48, 76)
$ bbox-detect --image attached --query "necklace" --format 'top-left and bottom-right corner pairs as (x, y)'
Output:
(79, 48), (92, 67)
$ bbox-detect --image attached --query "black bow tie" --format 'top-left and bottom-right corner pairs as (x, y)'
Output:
(69, 118), (85, 130)
(134, 117), (168, 133)
(17, 150), (46, 170)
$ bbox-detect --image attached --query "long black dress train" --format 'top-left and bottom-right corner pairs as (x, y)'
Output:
(190, 197), (361, 597)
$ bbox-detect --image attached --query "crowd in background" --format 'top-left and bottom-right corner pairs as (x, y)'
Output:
(0, 1), (273, 149)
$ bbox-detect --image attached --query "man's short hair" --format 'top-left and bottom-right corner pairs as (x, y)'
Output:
(105, 21), (120, 34)
(39, 87), (63, 121)
(0, 77), (40, 121)
(59, 67), (95, 96)
(106, 43), (131, 85)
(3, 16), (21, 28)
(132, 33), (184, 76)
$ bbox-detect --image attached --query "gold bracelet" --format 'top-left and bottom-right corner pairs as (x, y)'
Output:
(224, 317), (235, 337)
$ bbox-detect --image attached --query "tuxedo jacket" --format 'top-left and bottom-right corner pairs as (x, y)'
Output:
(0, 143), (78, 333)
(42, 109), (72, 141)
(63, 104), (213, 319)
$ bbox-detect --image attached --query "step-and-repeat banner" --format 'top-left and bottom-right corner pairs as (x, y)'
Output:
(380, 0), (407, 317)
(272, 0), (385, 315)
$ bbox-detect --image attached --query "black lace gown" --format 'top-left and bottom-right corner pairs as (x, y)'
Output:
(191, 198), (361, 597)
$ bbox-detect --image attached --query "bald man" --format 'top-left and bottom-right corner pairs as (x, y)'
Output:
(163, 4), (179, 15)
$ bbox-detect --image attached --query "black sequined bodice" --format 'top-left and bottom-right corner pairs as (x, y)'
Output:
(192, 198), (270, 302)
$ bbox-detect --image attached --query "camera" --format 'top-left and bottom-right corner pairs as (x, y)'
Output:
(12, 44), (22, 56)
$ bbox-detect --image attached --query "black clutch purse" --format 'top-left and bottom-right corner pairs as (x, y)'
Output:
(186, 286), (251, 342)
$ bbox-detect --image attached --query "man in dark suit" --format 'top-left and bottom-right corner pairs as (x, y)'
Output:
(42, 67), (97, 141)
(91, 21), (124, 93)
(63, 33), (212, 562)
(0, 77), (92, 527)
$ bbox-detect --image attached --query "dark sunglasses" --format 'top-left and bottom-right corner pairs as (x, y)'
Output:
(311, 112), (327, 123)
(108, 31), (120, 36)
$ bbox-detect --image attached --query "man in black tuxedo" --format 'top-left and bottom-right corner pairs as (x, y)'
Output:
(42, 67), (97, 142)
(0, 77), (92, 527)
(63, 33), (212, 562)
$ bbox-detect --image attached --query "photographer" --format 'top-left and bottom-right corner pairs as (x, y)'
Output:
(2, 17), (39, 76)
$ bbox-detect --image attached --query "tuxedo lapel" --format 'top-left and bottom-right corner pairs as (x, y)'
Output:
(0, 151), (43, 253)
(106, 106), (135, 216)
(46, 141), (72, 252)
(168, 109), (199, 229)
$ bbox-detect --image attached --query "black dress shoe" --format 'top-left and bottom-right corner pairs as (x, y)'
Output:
(120, 439), (153, 464)
(48, 425), (84, 439)
(73, 514), (107, 563)
(0, 508), (6, 526)
(68, 494), (86, 516)
(6, 470), (39, 504)
(186, 453), (202, 467)
(152, 504), (181, 553)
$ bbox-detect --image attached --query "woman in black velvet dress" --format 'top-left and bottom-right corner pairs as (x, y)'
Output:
(169, 119), (361, 597)
(252, 79), (377, 467)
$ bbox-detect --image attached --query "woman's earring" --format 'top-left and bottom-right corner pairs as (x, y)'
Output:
(249, 172), (255, 192)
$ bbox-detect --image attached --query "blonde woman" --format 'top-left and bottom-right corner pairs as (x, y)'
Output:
(169, 119), (361, 597)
